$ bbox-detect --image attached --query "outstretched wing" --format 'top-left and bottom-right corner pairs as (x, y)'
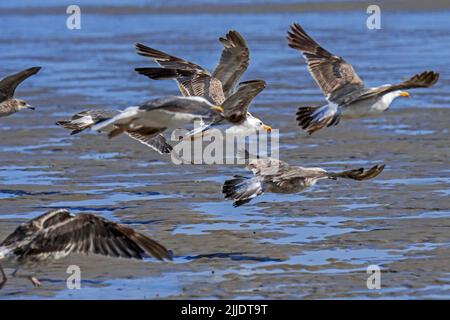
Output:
(212, 30), (250, 98)
(15, 212), (171, 261)
(0, 209), (72, 247)
(353, 71), (439, 102)
(328, 164), (385, 181)
(125, 132), (172, 154)
(287, 23), (365, 105)
(135, 43), (225, 104)
(221, 80), (266, 123)
(0, 67), (41, 102)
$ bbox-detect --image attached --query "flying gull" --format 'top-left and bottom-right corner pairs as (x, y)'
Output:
(134, 30), (271, 136)
(287, 23), (439, 134)
(222, 150), (385, 207)
(56, 109), (174, 154)
(0, 209), (171, 288)
(90, 96), (224, 145)
(0, 67), (41, 117)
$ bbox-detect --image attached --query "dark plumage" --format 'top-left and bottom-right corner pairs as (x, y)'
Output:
(0, 209), (171, 288)
(134, 31), (270, 133)
(0, 67), (41, 117)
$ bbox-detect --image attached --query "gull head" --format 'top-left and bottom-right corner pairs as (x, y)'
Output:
(14, 99), (35, 111)
(244, 113), (272, 133)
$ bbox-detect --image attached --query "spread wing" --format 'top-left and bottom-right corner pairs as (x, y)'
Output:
(353, 71), (439, 102)
(125, 132), (173, 154)
(221, 80), (266, 123)
(0, 67), (41, 102)
(212, 30), (250, 98)
(14, 211), (171, 261)
(287, 23), (365, 105)
(135, 43), (226, 104)
(328, 164), (385, 181)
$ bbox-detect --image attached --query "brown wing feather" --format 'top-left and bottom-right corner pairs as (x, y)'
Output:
(221, 80), (266, 123)
(287, 23), (365, 104)
(328, 164), (385, 181)
(0, 209), (72, 247)
(125, 132), (173, 154)
(135, 43), (208, 73)
(212, 30), (250, 98)
(135, 43), (226, 104)
(247, 157), (291, 176)
(353, 71), (439, 102)
(0, 67), (41, 102)
(15, 213), (171, 261)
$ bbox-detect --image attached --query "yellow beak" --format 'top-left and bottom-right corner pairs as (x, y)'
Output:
(262, 124), (272, 132)
(400, 91), (410, 98)
(211, 105), (224, 113)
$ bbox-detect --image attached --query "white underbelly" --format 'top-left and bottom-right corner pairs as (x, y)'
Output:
(342, 97), (390, 119)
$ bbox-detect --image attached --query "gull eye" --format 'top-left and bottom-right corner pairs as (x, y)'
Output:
(20, 101), (26, 106)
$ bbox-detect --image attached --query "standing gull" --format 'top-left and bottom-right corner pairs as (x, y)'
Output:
(0, 209), (171, 289)
(222, 151), (385, 207)
(134, 30), (271, 136)
(0, 67), (41, 117)
(287, 23), (439, 134)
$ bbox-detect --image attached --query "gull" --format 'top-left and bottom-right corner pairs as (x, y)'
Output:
(0, 209), (171, 289)
(56, 109), (173, 154)
(55, 95), (222, 154)
(134, 30), (271, 136)
(0, 67), (41, 117)
(287, 23), (439, 134)
(222, 151), (385, 207)
(90, 96), (224, 147)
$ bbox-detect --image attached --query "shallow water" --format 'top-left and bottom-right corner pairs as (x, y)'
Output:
(0, 1), (449, 299)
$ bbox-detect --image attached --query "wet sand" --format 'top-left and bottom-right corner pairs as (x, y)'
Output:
(0, 1), (449, 299)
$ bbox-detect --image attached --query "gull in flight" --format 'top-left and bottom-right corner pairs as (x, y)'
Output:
(222, 150), (385, 207)
(134, 30), (271, 137)
(0, 67), (41, 117)
(287, 23), (439, 134)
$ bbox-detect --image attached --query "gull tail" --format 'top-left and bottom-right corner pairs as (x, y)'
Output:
(55, 120), (86, 135)
(56, 110), (113, 135)
(222, 175), (264, 207)
(328, 164), (385, 181)
(296, 104), (341, 135)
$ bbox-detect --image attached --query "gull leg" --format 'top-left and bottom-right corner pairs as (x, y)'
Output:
(11, 268), (41, 287)
(0, 264), (7, 290)
(28, 276), (41, 287)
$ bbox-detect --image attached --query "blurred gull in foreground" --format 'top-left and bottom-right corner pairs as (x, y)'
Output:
(0, 209), (172, 289)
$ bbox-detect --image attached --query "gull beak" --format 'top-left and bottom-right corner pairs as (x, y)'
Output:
(400, 91), (410, 98)
(211, 105), (224, 113)
(26, 104), (35, 110)
(262, 124), (272, 132)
